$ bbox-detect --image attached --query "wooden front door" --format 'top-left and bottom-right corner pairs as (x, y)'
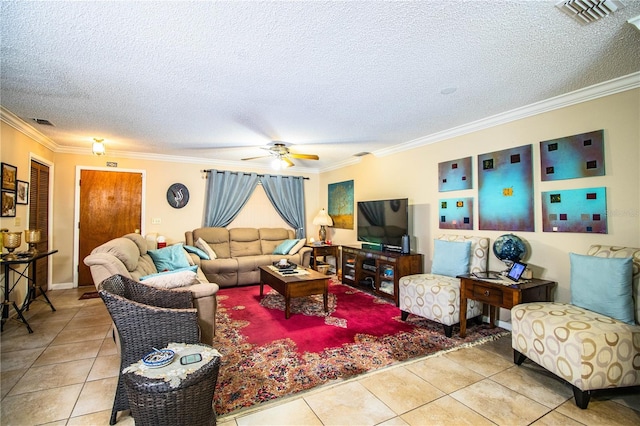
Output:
(78, 170), (143, 286)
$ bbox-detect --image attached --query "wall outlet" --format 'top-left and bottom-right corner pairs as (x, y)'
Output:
(151, 217), (161, 225)
(14, 216), (21, 226)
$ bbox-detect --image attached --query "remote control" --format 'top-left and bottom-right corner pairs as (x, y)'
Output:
(180, 353), (202, 365)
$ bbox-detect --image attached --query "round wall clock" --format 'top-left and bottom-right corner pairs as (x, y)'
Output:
(167, 183), (189, 209)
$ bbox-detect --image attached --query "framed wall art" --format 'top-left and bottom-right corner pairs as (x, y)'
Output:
(540, 130), (604, 181)
(478, 144), (534, 232)
(1, 163), (17, 191)
(438, 156), (472, 192)
(439, 197), (473, 230)
(541, 187), (607, 233)
(328, 180), (354, 229)
(16, 180), (29, 205)
(1, 190), (16, 217)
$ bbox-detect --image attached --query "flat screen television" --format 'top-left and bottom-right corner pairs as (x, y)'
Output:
(357, 198), (408, 249)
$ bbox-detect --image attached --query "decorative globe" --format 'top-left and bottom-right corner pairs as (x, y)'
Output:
(493, 234), (527, 265)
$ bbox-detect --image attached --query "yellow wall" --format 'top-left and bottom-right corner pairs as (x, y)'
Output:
(2, 89), (639, 309)
(1, 123), (320, 286)
(321, 89), (640, 305)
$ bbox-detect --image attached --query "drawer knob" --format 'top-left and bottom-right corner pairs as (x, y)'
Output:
(484, 290), (490, 297)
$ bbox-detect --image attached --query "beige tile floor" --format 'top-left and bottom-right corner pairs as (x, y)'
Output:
(2, 287), (639, 426)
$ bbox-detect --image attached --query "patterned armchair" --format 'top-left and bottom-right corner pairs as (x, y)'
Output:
(399, 235), (490, 337)
(512, 245), (640, 409)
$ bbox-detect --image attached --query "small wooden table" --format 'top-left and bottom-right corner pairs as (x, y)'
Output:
(457, 274), (556, 337)
(259, 266), (330, 319)
(307, 244), (339, 271)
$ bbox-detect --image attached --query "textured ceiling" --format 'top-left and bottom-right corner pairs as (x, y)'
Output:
(2, 1), (640, 172)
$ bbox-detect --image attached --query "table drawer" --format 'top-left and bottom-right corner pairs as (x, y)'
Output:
(471, 283), (503, 305)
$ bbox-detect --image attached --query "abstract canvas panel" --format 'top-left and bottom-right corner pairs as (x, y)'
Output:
(478, 145), (534, 231)
(438, 157), (472, 192)
(542, 187), (607, 233)
(439, 197), (473, 230)
(328, 180), (354, 229)
(540, 130), (604, 181)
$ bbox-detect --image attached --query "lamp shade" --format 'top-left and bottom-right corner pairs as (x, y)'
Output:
(312, 209), (333, 226)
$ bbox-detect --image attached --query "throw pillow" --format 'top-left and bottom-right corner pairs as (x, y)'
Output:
(288, 239), (306, 255)
(147, 244), (191, 272)
(273, 239), (298, 255)
(195, 237), (217, 260)
(140, 266), (199, 289)
(570, 253), (634, 324)
(431, 239), (471, 277)
(183, 244), (211, 260)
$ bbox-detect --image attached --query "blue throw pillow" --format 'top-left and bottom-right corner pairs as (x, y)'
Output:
(431, 239), (471, 277)
(183, 244), (211, 260)
(570, 253), (634, 324)
(147, 244), (191, 272)
(273, 239), (299, 255)
(140, 265), (198, 281)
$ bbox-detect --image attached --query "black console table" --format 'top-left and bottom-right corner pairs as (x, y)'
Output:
(1, 249), (58, 333)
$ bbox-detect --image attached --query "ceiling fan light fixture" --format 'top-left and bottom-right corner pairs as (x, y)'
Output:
(92, 138), (106, 155)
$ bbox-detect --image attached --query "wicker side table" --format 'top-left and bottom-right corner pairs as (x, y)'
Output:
(123, 343), (221, 426)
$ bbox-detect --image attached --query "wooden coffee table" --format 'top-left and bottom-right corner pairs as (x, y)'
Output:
(259, 266), (330, 319)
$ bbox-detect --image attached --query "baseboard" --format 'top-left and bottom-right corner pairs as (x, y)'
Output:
(50, 282), (74, 290)
(481, 315), (512, 332)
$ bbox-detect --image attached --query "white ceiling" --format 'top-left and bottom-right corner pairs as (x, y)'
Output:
(2, 1), (640, 172)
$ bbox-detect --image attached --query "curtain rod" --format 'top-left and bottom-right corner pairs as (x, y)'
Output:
(201, 169), (309, 180)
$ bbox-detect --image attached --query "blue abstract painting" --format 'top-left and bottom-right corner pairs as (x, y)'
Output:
(541, 187), (607, 233)
(439, 197), (473, 230)
(438, 157), (472, 192)
(540, 130), (604, 181)
(478, 145), (534, 231)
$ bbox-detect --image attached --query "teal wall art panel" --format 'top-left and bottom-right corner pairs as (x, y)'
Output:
(541, 187), (607, 233)
(438, 156), (472, 192)
(439, 197), (473, 230)
(540, 129), (605, 181)
(478, 144), (534, 231)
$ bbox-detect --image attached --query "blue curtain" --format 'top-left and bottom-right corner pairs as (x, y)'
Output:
(261, 174), (306, 238)
(202, 170), (259, 227)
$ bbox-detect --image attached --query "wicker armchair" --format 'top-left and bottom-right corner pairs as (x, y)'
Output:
(99, 274), (201, 425)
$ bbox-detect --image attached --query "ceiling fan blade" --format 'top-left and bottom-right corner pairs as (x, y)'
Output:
(241, 155), (271, 161)
(283, 157), (295, 167)
(288, 153), (319, 160)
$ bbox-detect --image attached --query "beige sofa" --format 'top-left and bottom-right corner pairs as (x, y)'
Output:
(185, 227), (312, 288)
(83, 233), (219, 345)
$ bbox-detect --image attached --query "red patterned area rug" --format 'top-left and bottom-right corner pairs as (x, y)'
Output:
(213, 278), (508, 416)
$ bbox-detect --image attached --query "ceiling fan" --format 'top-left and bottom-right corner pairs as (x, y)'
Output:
(241, 142), (319, 168)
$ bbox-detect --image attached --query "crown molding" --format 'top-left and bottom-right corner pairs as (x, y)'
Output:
(0, 106), (60, 151)
(372, 71), (640, 158)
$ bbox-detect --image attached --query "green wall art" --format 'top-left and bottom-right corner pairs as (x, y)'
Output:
(439, 197), (473, 230)
(328, 180), (354, 229)
(541, 187), (607, 233)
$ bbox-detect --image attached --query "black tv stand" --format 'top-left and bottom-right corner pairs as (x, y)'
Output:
(341, 246), (423, 306)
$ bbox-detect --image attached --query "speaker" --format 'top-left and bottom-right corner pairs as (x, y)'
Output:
(401, 234), (410, 254)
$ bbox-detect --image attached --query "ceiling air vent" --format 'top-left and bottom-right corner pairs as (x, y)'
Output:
(556, 0), (626, 24)
(32, 118), (54, 126)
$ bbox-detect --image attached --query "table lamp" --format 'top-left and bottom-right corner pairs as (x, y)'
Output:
(2, 231), (22, 260)
(25, 229), (41, 255)
(312, 208), (333, 242)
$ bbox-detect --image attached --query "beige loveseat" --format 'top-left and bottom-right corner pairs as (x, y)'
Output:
(83, 233), (219, 345)
(185, 227), (312, 288)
